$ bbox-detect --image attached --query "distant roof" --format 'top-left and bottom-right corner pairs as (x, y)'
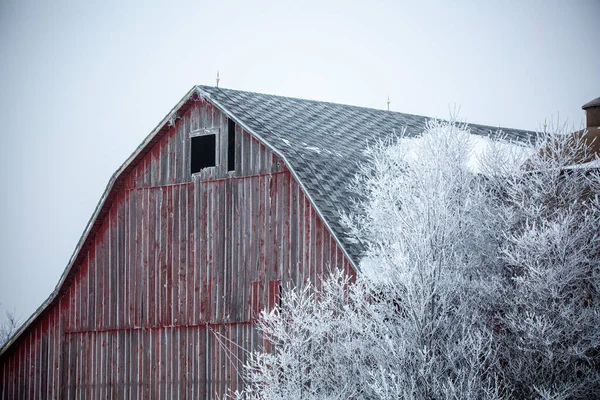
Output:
(582, 97), (600, 110)
(197, 86), (535, 264)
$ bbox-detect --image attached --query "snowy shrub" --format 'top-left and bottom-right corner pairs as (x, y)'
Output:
(231, 271), (381, 400)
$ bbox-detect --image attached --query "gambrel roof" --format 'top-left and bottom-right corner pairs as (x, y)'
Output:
(197, 86), (535, 264)
(0, 85), (535, 355)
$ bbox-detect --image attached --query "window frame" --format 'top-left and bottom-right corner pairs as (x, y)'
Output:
(189, 127), (219, 175)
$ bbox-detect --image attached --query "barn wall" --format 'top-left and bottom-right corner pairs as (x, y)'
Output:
(0, 100), (354, 399)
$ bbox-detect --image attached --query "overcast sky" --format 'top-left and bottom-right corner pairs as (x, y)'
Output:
(1, 0), (599, 322)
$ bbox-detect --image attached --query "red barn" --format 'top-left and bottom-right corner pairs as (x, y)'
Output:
(0, 86), (533, 399)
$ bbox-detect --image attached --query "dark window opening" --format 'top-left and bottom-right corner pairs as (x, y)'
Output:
(227, 118), (236, 171)
(191, 134), (216, 173)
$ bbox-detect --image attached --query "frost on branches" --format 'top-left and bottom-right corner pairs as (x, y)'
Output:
(485, 129), (600, 399)
(232, 120), (600, 400)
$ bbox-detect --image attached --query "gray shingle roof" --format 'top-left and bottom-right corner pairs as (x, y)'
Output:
(197, 86), (535, 266)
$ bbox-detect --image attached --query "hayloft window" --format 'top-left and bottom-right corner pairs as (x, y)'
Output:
(227, 118), (236, 171)
(190, 133), (216, 173)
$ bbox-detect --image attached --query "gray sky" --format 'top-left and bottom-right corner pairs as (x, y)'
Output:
(1, 0), (599, 322)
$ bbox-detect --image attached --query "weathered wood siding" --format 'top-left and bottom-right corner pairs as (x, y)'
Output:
(0, 99), (354, 399)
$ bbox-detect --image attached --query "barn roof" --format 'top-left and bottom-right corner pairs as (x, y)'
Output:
(1, 85), (535, 356)
(197, 86), (535, 264)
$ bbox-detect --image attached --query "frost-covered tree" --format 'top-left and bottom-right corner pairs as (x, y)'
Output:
(233, 120), (600, 400)
(335, 121), (504, 399)
(484, 130), (600, 399)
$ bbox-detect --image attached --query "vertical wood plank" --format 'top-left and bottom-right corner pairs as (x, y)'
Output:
(187, 184), (196, 325)
(289, 178), (298, 286)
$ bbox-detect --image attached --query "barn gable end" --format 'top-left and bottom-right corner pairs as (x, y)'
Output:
(0, 89), (354, 398)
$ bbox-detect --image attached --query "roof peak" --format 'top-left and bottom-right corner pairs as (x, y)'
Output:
(197, 85), (534, 135)
(198, 85), (405, 115)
